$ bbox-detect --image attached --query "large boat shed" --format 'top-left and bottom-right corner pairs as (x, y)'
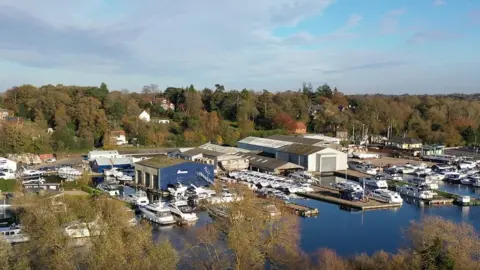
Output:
(231, 152), (303, 174)
(134, 156), (214, 190)
(276, 144), (347, 173)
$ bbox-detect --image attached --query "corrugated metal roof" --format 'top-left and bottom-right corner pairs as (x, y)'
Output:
(199, 143), (251, 154)
(181, 148), (226, 157)
(232, 153), (303, 171)
(278, 143), (326, 155)
(267, 134), (324, 145)
(135, 156), (186, 169)
(238, 136), (293, 149)
(94, 157), (133, 166)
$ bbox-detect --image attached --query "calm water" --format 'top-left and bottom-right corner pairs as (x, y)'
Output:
(144, 177), (480, 257)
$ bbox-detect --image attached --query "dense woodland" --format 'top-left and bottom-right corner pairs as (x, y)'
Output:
(1, 82), (480, 154)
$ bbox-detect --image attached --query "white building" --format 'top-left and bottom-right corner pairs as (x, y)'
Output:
(139, 111), (151, 122)
(276, 144), (347, 173)
(87, 150), (121, 161)
(152, 119), (170, 124)
(0, 157), (17, 172)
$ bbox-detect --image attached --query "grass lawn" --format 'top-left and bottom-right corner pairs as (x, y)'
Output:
(0, 180), (19, 192)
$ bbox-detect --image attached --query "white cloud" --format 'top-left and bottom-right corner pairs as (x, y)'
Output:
(0, 1), (477, 94)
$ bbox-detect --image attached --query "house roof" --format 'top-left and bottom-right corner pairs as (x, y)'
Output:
(135, 156), (186, 169)
(267, 134), (323, 145)
(199, 143), (251, 154)
(110, 130), (125, 136)
(232, 152), (303, 171)
(278, 143), (326, 155)
(181, 148), (226, 157)
(389, 136), (422, 144)
(295, 122), (306, 129)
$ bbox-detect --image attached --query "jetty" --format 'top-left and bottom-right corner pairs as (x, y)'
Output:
(297, 186), (402, 211)
(334, 170), (369, 181)
(283, 202), (319, 217)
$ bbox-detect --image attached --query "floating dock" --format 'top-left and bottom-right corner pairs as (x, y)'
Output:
(334, 170), (370, 181)
(283, 202), (319, 217)
(297, 186), (402, 211)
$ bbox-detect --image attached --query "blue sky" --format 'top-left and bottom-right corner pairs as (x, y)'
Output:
(0, 0), (479, 93)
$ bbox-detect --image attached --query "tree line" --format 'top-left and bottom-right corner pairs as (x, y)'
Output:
(1, 187), (479, 269)
(1, 82), (480, 154)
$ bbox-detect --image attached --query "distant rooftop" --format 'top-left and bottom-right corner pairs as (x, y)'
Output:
(199, 143), (251, 154)
(278, 143), (326, 155)
(135, 156), (186, 169)
(238, 136), (293, 149)
(267, 134), (323, 145)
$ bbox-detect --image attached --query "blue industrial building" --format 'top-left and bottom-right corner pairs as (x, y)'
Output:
(91, 157), (134, 173)
(134, 156), (214, 190)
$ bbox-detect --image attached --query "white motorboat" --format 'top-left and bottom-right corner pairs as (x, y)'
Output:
(290, 171), (319, 183)
(20, 169), (44, 180)
(167, 200), (198, 223)
(167, 183), (188, 198)
(58, 167), (82, 179)
(386, 173), (403, 181)
(348, 161), (379, 175)
(117, 175), (133, 181)
(122, 190), (149, 206)
(396, 185), (435, 199)
(359, 175), (388, 189)
(409, 177), (439, 190)
(458, 161), (476, 170)
(334, 182), (364, 192)
(96, 183), (120, 196)
(139, 201), (176, 225)
(472, 178), (480, 187)
(103, 167), (123, 178)
(370, 189), (403, 204)
(186, 184), (216, 198)
(0, 224), (30, 244)
(460, 178), (472, 185)
(22, 178), (46, 184)
(271, 190), (289, 201)
(446, 173), (466, 183)
(296, 183), (314, 193)
(0, 169), (15, 180)
(455, 196), (471, 206)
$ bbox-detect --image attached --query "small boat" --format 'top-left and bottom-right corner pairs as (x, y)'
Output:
(22, 178), (46, 185)
(167, 200), (198, 223)
(359, 175), (388, 189)
(455, 196), (471, 206)
(139, 201), (176, 225)
(185, 184), (216, 199)
(386, 173), (403, 181)
(472, 178), (480, 187)
(207, 191), (242, 204)
(96, 183), (120, 196)
(396, 185), (435, 199)
(369, 189), (403, 204)
(446, 173), (466, 183)
(58, 166), (82, 179)
(0, 170), (15, 180)
(0, 224), (30, 244)
(103, 167), (123, 178)
(460, 178), (472, 185)
(167, 183), (188, 198)
(408, 177), (439, 190)
(334, 182), (364, 192)
(122, 190), (149, 206)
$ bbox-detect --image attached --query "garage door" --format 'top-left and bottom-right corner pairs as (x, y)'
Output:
(321, 156), (337, 172)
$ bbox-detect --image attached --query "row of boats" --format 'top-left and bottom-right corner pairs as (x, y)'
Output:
(228, 170), (316, 194)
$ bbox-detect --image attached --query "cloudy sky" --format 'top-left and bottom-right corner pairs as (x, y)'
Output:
(0, 0), (479, 94)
